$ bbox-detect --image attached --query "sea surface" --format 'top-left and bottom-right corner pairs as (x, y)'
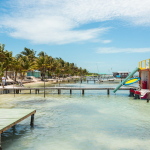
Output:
(1, 79), (150, 150)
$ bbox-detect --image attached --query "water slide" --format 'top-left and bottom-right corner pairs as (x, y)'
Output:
(113, 67), (139, 93)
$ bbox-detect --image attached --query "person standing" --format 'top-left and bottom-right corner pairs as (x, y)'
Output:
(2, 75), (6, 88)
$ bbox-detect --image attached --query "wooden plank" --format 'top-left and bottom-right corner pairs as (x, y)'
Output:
(0, 109), (36, 134)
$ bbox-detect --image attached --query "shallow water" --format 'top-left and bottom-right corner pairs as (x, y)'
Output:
(1, 80), (150, 150)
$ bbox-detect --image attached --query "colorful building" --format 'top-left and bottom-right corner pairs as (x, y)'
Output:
(137, 59), (150, 99)
(27, 70), (41, 78)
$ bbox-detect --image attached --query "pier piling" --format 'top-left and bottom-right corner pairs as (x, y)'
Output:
(58, 89), (61, 94)
(82, 89), (84, 95)
(147, 92), (150, 103)
(0, 134), (1, 150)
(70, 89), (72, 94)
(107, 89), (109, 95)
(30, 114), (34, 127)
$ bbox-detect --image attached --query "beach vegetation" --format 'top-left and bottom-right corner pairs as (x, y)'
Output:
(0, 42), (89, 81)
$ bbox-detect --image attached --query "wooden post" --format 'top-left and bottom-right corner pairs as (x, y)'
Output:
(94, 80), (95, 84)
(30, 89), (31, 94)
(81, 80), (82, 83)
(58, 89), (61, 94)
(147, 92), (150, 103)
(44, 75), (45, 98)
(70, 89), (72, 94)
(35, 90), (37, 94)
(38, 89), (39, 94)
(16, 89), (19, 94)
(139, 71), (141, 88)
(0, 134), (2, 150)
(82, 89), (84, 95)
(13, 125), (16, 134)
(30, 114), (34, 127)
(87, 80), (88, 83)
(68, 80), (69, 83)
(107, 89), (109, 95)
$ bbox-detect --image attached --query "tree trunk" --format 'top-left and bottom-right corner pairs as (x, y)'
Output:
(15, 72), (17, 82)
(6, 68), (8, 79)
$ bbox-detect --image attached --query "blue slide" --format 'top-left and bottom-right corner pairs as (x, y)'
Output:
(113, 67), (139, 93)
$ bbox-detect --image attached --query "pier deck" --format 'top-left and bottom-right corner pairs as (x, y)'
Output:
(0, 109), (36, 150)
(0, 87), (137, 95)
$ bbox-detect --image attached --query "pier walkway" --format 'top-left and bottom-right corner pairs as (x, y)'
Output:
(0, 109), (36, 150)
(0, 87), (137, 95)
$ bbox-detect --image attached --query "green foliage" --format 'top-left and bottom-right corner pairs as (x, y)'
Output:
(0, 62), (4, 82)
(0, 42), (89, 80)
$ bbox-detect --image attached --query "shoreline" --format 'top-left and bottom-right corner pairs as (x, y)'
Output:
(1, 76), (86, 87)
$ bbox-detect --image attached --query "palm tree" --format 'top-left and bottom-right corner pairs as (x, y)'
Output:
(3, 51), (13, 79)
(21, 47), (36, 76)
(0, 62), (5, 82)
(21, 47), (36, 61)
(36, 52), (49, 80)
(0, 43), (6, 62)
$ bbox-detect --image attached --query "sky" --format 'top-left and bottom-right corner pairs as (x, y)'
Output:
(0, 0), (150, 74)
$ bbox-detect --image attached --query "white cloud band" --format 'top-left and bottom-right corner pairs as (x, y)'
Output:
(96, 47), (150, 53)
(0, 0), (150, 44)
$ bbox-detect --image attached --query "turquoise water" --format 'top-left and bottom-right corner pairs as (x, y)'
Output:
(1, 81), (150, 150)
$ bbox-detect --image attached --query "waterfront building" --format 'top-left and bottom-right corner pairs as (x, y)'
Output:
(113, 71), (130, 78)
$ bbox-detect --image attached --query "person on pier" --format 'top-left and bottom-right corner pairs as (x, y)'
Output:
(2, 75), (6, 88)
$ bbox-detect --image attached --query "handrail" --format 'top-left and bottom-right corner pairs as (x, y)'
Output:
(139, 59), (150, 70)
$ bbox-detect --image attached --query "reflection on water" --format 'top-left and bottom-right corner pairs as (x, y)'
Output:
(1, 81), (150, 150)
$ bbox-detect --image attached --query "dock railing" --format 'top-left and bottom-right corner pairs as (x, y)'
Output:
(139, 59), (150, 70)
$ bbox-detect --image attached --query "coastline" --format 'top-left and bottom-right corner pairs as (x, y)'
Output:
(1, 76), (85, 88)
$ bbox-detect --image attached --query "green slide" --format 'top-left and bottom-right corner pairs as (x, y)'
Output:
(113, 67), (139, 93)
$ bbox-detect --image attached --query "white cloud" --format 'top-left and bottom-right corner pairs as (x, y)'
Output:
(101, 40), (112, 44)
(0, 0), (150, 44)
(96, 47), (150, 53)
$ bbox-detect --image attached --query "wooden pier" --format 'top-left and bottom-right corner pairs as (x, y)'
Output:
(0, 109), (36, 150)
(0, 87), (137, 95)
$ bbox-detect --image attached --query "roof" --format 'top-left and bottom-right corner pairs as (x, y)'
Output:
(112, 71), (130, 73)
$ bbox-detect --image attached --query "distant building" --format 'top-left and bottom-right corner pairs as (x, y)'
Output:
(27, 70), (41, 78)
(113, 71), (130, 78)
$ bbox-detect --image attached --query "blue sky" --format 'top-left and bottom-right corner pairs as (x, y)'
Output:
(0, 0), (150, 74)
